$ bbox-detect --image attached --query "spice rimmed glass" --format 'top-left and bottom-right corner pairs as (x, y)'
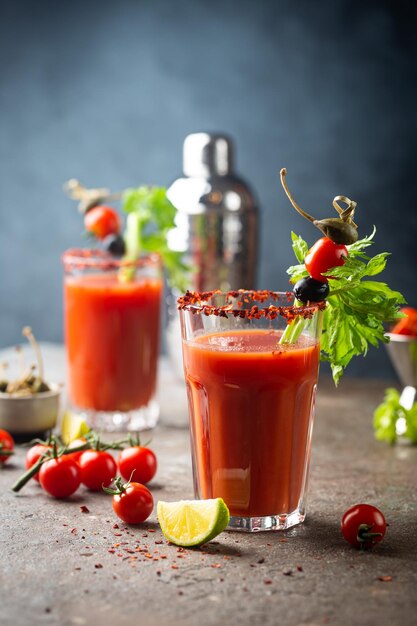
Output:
(178, 290), (324, 532)
(62, 250), (162, 432)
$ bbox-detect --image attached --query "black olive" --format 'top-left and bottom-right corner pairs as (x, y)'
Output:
(103, 234), (126, 257)
(294, 277), (329, 303)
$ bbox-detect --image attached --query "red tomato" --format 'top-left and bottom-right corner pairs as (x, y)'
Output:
(84, 205), (121, 240)
(304, 237), (348, 282)
(66, 438), (88, 464)
(79, 450), (117, 491)
(0, 429), (14, 464)
(118, 445), (157, 484)
(391, 307), (417, 337)
(25, 444), (51, 481)
(341, 504), (387, 549)
(39, 456), (81, 498)
(112, 482), (154, 524)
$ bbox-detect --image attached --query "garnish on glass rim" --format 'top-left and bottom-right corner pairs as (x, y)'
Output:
(64, 180), (188, 291)
(280, 169), (405, 384)
(177, 289), (325, 321)
(280, 168), (358, 245)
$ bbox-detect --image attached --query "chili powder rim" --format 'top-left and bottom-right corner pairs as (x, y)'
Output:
(177, 290), (326, 321)
(62, 248), (161, 271)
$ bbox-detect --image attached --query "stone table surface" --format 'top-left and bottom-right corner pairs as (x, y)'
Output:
(1, 346), (417, 626)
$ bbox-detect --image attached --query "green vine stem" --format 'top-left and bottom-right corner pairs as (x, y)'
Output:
(102, 476), (127, 496)
(11, 442), (89, 492)
(357, 523), (383, 547)
(11, 434), (129, 493)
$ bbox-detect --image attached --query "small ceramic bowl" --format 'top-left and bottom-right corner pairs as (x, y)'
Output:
(0, 383), (61, 437)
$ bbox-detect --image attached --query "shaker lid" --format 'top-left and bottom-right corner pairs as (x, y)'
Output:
(183, 133), (234, 177)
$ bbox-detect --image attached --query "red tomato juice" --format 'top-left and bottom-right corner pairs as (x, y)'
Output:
(64, 273), (162, 412)
(183, 329), (320, 518)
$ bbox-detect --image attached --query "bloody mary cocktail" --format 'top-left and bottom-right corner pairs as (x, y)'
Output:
(178, 290), (323, 531)
(63, 250), (162, 431)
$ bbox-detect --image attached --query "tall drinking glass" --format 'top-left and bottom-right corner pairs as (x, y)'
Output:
(178, 290), (324, 531)
(62, 250), (162, 431)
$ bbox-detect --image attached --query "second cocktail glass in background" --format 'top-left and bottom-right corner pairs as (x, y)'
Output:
(62, 250), (162, 431)
(178, 290), (323, 531)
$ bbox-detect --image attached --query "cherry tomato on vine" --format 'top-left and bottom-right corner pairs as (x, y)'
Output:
(79, 450), (117, 491)
(65, 438), (88, 464)
(118, 444), (157, 484)
(341, 504), (387, 549)
(304, 237), (348, 282)
(25, 444), (51, 481)
(0, 429), (14, 465)
(105, 478), (154, 524)
(84, 205), (121, 240)
(39, 456), (81, 498)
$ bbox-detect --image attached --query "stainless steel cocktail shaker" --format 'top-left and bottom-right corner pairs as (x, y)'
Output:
(164, 133), (260, 406)
(167, 133), (259, 291)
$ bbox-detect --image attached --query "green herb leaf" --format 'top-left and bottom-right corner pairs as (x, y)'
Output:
(286, 263), (309, 283)
(373, 387), (417, 445)
(121, 186), (188, 291)
(373, 388), (402, 444)
(347, 226), (376, 256)
(287, 229), (405, 384)
(291, 231), (309, 263)
(405, 402), (417, 443)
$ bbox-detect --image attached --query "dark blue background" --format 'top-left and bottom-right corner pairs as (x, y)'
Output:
(1, 0), (416, 379)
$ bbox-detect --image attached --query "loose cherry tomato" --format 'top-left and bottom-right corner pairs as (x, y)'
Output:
(25, 444), (51, 481)
(391, 307), (417, 337)
(79, 450), (117, 491)
(39, 456), (81, 498)
(118, 445), (157, 484)
(0, 429), (14, 465)
(65, 438), (88, 464)
(84, 205), (121, 240)
(341, 504), (387, 549)
(304, 237), (348, 282)
(111, 480), (154, 524)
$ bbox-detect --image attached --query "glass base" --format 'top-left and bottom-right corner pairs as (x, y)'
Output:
(77, 398), (159, 432)
(228, 509), (305, 532)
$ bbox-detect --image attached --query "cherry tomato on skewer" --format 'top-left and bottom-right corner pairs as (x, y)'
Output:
(84, 205), (121, 240)
(304, 237), (348, 282)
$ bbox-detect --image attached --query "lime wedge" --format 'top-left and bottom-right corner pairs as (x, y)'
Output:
(60, 411), (90, 445)
(157, 498), (230, 547)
